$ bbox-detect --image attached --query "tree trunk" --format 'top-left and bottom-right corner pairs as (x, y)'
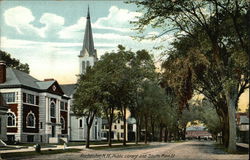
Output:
(159, 125), (163, 142)
(226, 91), (237, 153)
(222, 115), (229, 147)
(150, 115), (155, 142)
(139, 116), (142, 142)
(86, 124), (91, 148)
(144, 115), (148, 144)
(123, 106), (126, 146)
(183, 126), (186, 140)
(108, 120), (112, 147)
(135, 117), (139, 144)
(168, 131), (171, 142)
(164, 127), (168, 142)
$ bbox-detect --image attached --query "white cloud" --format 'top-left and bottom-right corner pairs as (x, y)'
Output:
(58, 17), (86, 39)
(94, 6), (141, 30)
(59, 5), (141, 40)
(4, 6), (43, 37)
(39, 13), (65, 38)
(0, 36), (116, 50)
(93, 33), (130, 40)
(4, 6), (65, 38)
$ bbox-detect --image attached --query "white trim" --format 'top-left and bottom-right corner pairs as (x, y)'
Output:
(26, 111), (36, 128)
(50, 101), (56, 118)
(7, 109), (16, 127)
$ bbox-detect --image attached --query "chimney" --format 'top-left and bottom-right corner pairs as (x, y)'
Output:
(44, 78), (54, 81)
(0, 60), (6, 83)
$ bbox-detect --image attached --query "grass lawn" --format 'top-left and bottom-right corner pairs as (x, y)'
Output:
(66, 140), (125, 146)
(0, 146), (19, 150)
(9, 143), (58, 147)
(213, 143), (248, 154)
(91, 144), (149, 150)
(0, 148), (82, 159)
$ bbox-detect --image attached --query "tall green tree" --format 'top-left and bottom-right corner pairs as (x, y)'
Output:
(72, 68), (102, 148)
(93, 45), (136, 146)
(137, 80), (166, 143)
(130, 0), (249, 152)
(0, 50), (30, 73)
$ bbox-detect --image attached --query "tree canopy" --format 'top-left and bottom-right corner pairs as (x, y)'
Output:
(129, 0), (249, 152)
(0, 50), (30, 73)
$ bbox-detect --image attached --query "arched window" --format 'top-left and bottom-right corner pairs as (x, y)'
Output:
(60, 117), (65, 130)
(50, 102), (56, 117)
(7, 111), (16, 127)
(26, 111), (35, 128)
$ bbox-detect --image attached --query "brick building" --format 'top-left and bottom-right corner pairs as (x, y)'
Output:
(0, 60), (70, 143)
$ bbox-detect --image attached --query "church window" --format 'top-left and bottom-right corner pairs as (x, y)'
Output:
(82, 61), (86, 71)
(2, 92), (15, 103)
(79, 119), (83, 128)
(7, 112), (16, 127)
(26, 111), (35, 128)
(61, 117), (65, 130)
(50, 102), (56, 117)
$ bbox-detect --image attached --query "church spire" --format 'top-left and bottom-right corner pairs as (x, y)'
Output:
(87, 5), (90, 19)
(80, 6), (95, 57)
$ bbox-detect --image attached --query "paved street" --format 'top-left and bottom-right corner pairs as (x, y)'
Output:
(7, 141), (248, 160)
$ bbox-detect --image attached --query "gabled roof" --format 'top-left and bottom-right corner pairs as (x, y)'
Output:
(0, 68), (65, 96)
(36, 80), (56, 90)
(0, 68), (40, 89)
(60, 84), (77, 97)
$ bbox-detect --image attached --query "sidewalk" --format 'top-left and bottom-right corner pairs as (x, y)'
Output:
(236, 143), (249, 149)
(0, 142), (141, 154)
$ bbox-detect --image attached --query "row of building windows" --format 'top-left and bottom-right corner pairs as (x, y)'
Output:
(51, 101), (67, 118)
(7, 110), (65, 130)
(101, 124), (124, 130)
(23, 93), (39, 105)
(2, 92), (15, 102)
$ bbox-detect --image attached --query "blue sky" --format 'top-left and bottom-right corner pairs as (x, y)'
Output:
(0, 0), (173, 84)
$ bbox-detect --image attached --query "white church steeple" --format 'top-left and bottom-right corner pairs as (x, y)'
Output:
(79, 6), (97, 74)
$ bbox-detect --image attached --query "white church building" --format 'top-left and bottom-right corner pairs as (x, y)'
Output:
(61, 7), (102, 142)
